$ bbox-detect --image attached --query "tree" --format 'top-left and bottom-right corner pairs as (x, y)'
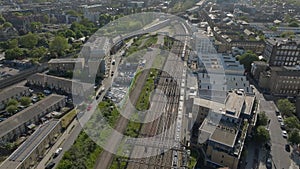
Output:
(19, 33), (38, 49)
(5, 48), (24, 60)
(257, 111), (268, 126)
(29, 47), (47, 58)
(7, 99), (18, 106)
(64, 29), (76, 38)
(284, 116), (300, 131)
(281, 31), (295, 38)
(30, 22), (42, 32)
(256, 126), (270, 143)
(288, 21), (299, 27)
(277, 99), (296, 117)
(49, 36), (69, 57)
(20, 97), (31, 106)
(3, 22), (13, 28)
(7, 39), (18, 49)
(237, 50), (259, 72)
(6, 105), (18, 115)
(288, 129), (300, 145)
(0, 15), (6, 25)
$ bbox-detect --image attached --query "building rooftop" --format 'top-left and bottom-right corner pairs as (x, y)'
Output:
(0, 119), (60, 169)
(0, 94), (65, 139)
(0, 86), (29, 103)
(27, 73), (94, 96)
(48, 58), (85, 64)
(224, 90), (245, 118)
(267, 38), (300, 46)
(200, 119), (238, 147)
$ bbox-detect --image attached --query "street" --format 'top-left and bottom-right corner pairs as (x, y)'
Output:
(253, 87), (293, 169)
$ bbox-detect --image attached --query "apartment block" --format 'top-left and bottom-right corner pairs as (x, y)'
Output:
(196, 90), (256, 169)
(0, 86), (30, 110)
(48, 58), (85, 73)
(0, 119), (62, 169)
(263, 38), (300, 67)
(0, 94), (65, 143)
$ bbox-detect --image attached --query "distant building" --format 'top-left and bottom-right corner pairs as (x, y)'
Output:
(48, 58), (85, 73)
(0, 119), (62, 169)
(0, 86), (30, 110)
(263, 38), (300, 67)
(127, 1), (144, 8)
(0, 94), (65, 143)
(197, 90), (256, 169)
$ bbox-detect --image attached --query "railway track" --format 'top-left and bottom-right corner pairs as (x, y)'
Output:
(124, 35), (186, 169)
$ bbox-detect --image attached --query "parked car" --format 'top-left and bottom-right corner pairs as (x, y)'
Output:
(53, 147), (62, 158)
(285, 144), (291, 152)
(45, 162), (55, 169)
(280, 122), (285, 129)
(87, 104), (92, 111)
(266, 157), (272, 169)
(277, 115), (283, 122)
(282, 130), (288, 138)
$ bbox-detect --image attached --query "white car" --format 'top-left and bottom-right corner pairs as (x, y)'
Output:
(282, 130), (288, 138)
(54, 147), (62, 157)
(277, 115), (283, 122)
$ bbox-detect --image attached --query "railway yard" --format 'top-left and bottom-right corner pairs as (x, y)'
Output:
(113, 24), (190, 169)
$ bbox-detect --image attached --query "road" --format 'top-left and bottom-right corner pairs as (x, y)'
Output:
(253, 87), (292, 169)
(36, 118), (82, 169)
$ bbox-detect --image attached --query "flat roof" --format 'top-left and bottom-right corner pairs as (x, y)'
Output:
(48, 58), (84, 64)
(0, 120), (60, 169)
(0, 86), (29, 103)
(0, 94), (65, 139)
(224, 91), (245, 118)
(193, 97), (224, 112)
(200, 119), (238, 147)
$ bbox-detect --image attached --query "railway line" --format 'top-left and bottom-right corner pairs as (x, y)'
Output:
(123, 31), (187, 169)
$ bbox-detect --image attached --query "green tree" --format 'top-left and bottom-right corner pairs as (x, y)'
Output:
(29, 47), (47, 58)
(281, 31), (295, 38)
(6, 105), (18, 115)
(288, 129), (300, 145)
(256, 126), (270, 143)
(7, 99), (18, 106)
(7, 39), (18, 49)
(49, 36), (69, 57)
(0, 15), (6, 24)
(284, 116), (300, 131)
(237, 50), (259, 72)
(37, 37), (49, 48)
(64, 29), (76, 38)
(3, 22), (13, 28)
(30, 22), (42, 32)
(288, 21), (299, 27)
(277, 99), (296, 117)
(5, 48), (24, 60)
(20, 97), (31, 106)
(19, 33), (39, 49)
(257, 111), (268, 126)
